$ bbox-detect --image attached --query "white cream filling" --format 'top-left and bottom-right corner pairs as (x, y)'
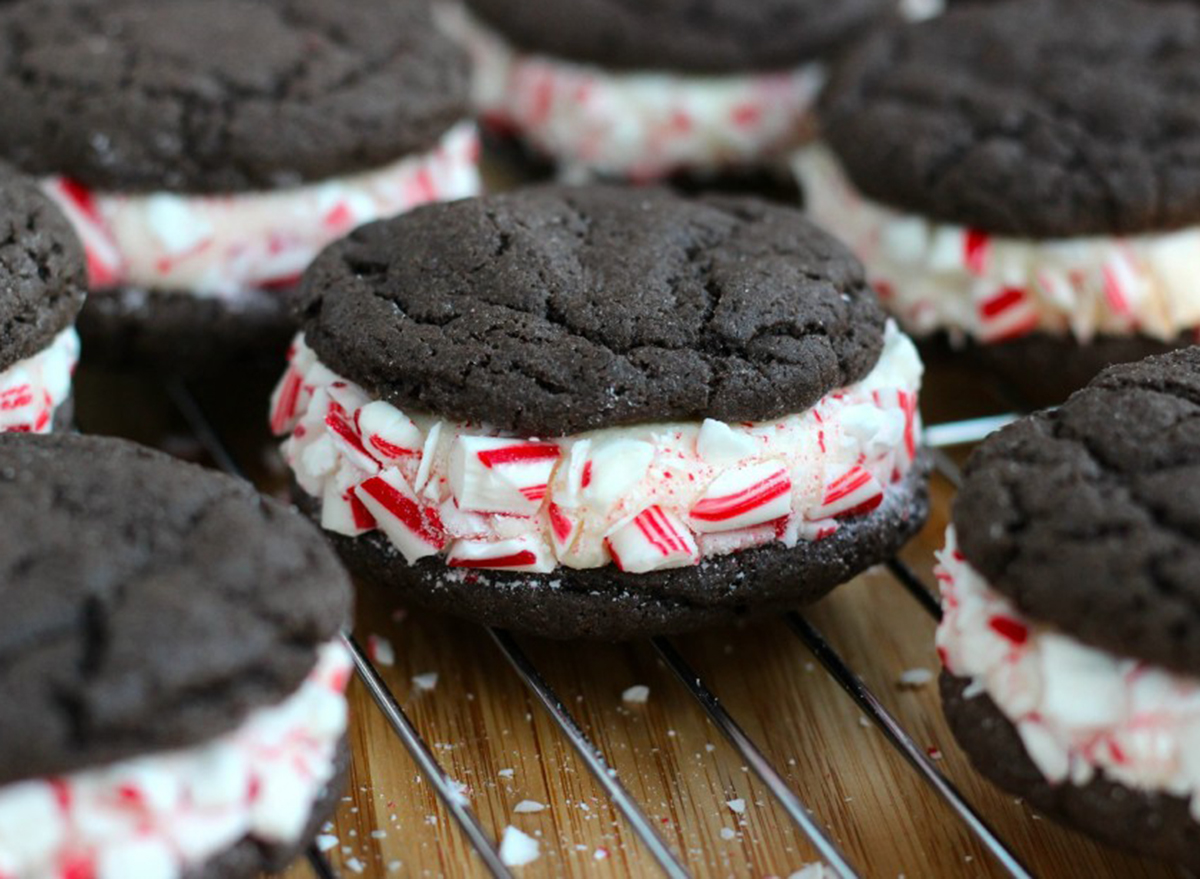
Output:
(440, 5), (823, 182)
(0, 641), (352, 879)
(795, 145), (1200, 344)
(42, 122), (481, 298)
(936, 528), (1200, 817)
(0, 328), (79, 434)
(270, 321), (923, 575)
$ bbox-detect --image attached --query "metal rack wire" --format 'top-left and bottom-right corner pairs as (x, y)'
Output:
(163, 380), (1028, 879)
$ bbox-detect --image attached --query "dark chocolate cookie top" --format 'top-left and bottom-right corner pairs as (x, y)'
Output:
(463, 0), (891, 73)
(0, 166), (85, 373)
(0, 433), (353, 785)
(820, 0), (1200, 237)
(954, 347), (1200, 675)
(296, 185), (887, 436)
(0, 0), (469, 192)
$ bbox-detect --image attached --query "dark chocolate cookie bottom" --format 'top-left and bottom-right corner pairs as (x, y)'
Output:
(940, 672), (1200, 871)
(185, 735), (350, 879)
(970, 331), (1195, 409)
(79, 285), (297, 375)
(299, 455), (930, 640)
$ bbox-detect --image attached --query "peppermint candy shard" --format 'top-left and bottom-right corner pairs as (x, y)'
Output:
(449, 436), (561, 515)
(606, 506), (699, 574)
(810, 465), (885, 520)
(354, 469), (446, 563)
(689, 461), (792, 533)
(446, 534), (556, 573)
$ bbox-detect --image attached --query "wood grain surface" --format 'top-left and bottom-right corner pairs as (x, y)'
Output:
(72, 348), (1182, 879)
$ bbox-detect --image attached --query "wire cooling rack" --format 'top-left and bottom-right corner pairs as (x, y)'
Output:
(148, 373), (1059, 879)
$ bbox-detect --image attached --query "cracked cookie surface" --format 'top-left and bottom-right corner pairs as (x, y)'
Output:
(0, 433), (352, 786)
(463, 0), (891, 72)
(0, 164), (85, 372)
(954, 346), (1200, 674)
(296, 184), (887, 436)
(820, 0), (1200, 237)
(0, 0), (469, 192)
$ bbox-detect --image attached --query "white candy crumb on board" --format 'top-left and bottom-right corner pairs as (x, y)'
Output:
(513, 800), (546, 813)
(449, 779), (470, 806)
(498, 768), (515, 779)
(898, 668), (934, 688)
(367, 634), (395, 666)
(499, 826), (541, 866)
(412, 672), (439, 691)
(315, 834), (338, 852)
(720, 827), (736, 840)
(789, 864), (829, 879)
(727, 798), (745, 814)
(345, 857), (365, 874)
(622, 685), (650, 704)
(594, 847), (609, 860)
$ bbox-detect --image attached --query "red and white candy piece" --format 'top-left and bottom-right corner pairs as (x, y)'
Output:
(354, 468), (446, 563)
(321, 464), (377, 537)
(977, 286), (1039, 343)
(448, 436), (561, 516)
(809, 465), (885, 520)
(689, 461), (792, 533)
(269, 364), (306, 436)
(546, 502), (582, 555)
(324, 400), (381, 476)
(42, 178), (126, 289)
(1101, 249), (1145, 324)
(606, 506), (699, 574)
(446, 533), (556, 573)
(356, 401), (423, 462)
(871, 389), (918, 470)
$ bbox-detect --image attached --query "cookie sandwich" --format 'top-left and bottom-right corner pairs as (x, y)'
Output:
(937, 348), (1200, 868)
(441, 0), (890, 184)
(270, 185), (929, 639)
(798, 0), (1200, 398)
(0, 0), (480, 370)
(0, 166), (84, 433)
(0, 433), (355, 879)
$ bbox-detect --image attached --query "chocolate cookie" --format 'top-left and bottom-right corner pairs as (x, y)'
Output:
(935, 347), (1200, 868)
(820, 0), (1200, 237)
(463, 0), (890, 72)
(0, 432), (355, 878)
(297, 186), (885, 436)
(1, 0), (479, 373)
(0, 0), (467, 192)
(274, 185), (930, 639)
(800, 0), (1200, 400)
(0, 164), (84, 431)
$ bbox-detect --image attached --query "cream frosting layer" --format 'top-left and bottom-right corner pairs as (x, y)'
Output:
(0, 641), (352, 879)
(0, 328), (79, 434)
(270, 322), (923, 575)
(42, 122), (481, 298)
(440, 5), (823, 182)
(936, 528), (1200, 818)
(795, 145), (1200, 344)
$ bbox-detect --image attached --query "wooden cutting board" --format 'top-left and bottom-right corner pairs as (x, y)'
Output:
(73, 347), (1180, 879)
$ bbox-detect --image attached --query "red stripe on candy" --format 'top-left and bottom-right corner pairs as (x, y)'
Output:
(476, 443), (561, 468)
(980, 286), (1027, 319)
(358, 477), (444, 548)
(988, 615), (1029, 645)
(449, 550), (537, 569)
(369, 434), (417, 459)
(691, 471), (791, 522)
